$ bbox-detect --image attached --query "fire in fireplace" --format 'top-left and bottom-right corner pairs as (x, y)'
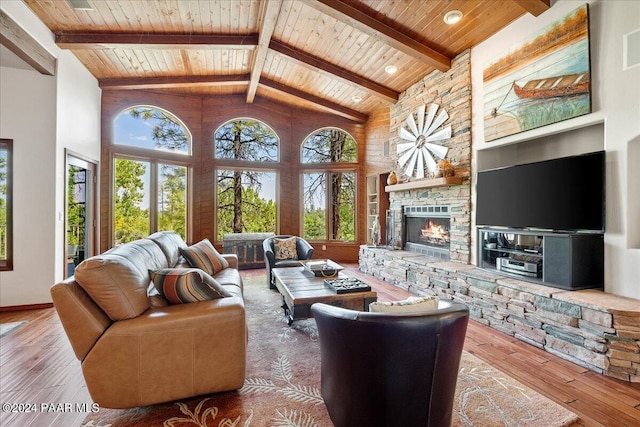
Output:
(419, 219), (450, 247)
(403, 206), (451, 259)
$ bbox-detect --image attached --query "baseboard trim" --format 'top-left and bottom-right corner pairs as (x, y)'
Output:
(0, 303), (54, 312)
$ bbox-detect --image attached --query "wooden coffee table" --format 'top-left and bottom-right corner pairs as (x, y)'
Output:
(272, 266), (377, 325)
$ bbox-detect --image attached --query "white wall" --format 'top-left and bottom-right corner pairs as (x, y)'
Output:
(0, 66), (57, 306)
(54, 50), (101, 279)
(0, 1), (101, 306)
(471, 0), (640, 299)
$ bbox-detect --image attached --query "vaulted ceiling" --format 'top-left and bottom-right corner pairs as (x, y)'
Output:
(22, 0), (550, 123)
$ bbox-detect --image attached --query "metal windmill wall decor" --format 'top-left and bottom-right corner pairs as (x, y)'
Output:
(397, 103), (451, 179)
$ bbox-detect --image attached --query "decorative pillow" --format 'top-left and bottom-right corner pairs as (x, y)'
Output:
(274, 237), (298, 260)
(369, 295), (439, 314)
(150, 268), (231, 304)
(180, 239), (229, 275)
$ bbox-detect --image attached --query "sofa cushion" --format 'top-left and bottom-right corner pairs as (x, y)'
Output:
(74, 254), (151, 321)
(148, 231), (187, 267)
(106, 238), (170, 273)
(150, 268), (231, 304)
(274, 236), (297, 260)
(369, 295), (439, 314)
(222, 284), (243, 299)
(213, 267), (242, 288)
(74, 239), (170, 321)
(180, 239), (229, 275)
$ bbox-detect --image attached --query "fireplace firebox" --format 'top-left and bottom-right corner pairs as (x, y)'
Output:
(403, 206), (451, 259)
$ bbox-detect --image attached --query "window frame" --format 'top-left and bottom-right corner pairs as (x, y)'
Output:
(0, 139), (13, 271)
(112, 154), (190, 244)
(214, 167), (279, 242)
(300, 126), (358, 165)
(214, 117), (280, 163)
(113, 105), (192, 155)
(300, 128), (358, 243)
(111, 105), (192, 246)
(212, 118), (281, 243)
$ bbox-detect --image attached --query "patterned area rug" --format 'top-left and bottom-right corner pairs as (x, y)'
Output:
(0, 321), (27, 338)
(82, 276), (579, 427)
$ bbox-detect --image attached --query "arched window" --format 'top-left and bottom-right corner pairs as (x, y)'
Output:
(112, 106), (190, 244)
(114, 106), (191, 154)
(214, 118), (279, 241)
(301, 128), (357, 242)
(301, 127), (357, 164)
(215, 118), (278, 161)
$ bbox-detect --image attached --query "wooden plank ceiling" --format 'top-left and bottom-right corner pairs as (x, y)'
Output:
(24, 0), (550, 123)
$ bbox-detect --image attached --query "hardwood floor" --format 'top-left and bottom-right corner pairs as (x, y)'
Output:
(1, 266), (638, 427)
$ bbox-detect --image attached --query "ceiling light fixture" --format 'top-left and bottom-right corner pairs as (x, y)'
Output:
(443, 10), (463, 25)
(385, 65), (398, 75)
(65, 0), (95, 10)
(351, 95), (362, 103)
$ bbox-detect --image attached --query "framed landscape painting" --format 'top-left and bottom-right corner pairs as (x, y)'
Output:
(483, 4), (591, 142)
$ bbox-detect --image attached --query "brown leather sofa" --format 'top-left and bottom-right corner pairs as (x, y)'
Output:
(51, 231), (247, 409)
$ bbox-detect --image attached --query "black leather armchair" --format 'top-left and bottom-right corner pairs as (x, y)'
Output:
(311, 300), (469, 427)
(263, 235), (314, 289)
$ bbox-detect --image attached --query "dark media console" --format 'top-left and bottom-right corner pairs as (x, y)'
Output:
(478, 227), (604, 290)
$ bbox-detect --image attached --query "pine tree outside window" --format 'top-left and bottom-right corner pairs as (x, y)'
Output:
(301, 128), (357, 242)
(214, 119), (279, 241)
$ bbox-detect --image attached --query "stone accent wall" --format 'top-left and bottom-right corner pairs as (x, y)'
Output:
(360, 247), (640, 383)
(387, 51), (471, 262)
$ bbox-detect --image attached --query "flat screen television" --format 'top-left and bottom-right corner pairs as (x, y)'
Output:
(475, 151), (605, 232)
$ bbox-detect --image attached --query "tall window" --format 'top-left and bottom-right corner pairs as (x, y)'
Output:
(113, 106), (190, 244)
(216, 170), (277, 241)
(301, 128), (357, 242)
(158, 164), (187, 237)
(214, 119), (279, 241)
(0, 139), (12, 270)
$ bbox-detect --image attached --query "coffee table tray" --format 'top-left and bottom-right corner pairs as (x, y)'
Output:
(324, 277), (372, 294)
(303, 259), (343, 277)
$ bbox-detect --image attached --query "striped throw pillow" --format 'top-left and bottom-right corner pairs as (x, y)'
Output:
(180, 239), (229, 275)
(150, 268), (231, 304)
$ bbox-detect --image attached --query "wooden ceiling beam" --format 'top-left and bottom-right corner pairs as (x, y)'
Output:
(259, 77), (368, 123)
(55, 32), (259, 49)
(513, 0), (551, 17)
(0, 10), (56, 75)
(247, 0), (283, 103)
(308, 0), (450, 72)
(269, 40), (398, 103)
(99, 74), (251, 90)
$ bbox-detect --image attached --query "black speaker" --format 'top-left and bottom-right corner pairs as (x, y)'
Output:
(543, 234), (604, 289)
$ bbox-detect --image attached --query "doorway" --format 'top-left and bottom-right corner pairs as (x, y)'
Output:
(66, 152), (97, 278)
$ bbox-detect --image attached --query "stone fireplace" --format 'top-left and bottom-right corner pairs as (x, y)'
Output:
(387, 187), (470, 263)
(380, 51), (472, 263)
(403, 205), (451, 259)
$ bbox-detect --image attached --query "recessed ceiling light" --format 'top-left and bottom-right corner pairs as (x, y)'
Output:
(385, 65), (398, 75)
(66, 0), (94, 10)
(351, 95), (362, 103)
(444, 10), (463, 25)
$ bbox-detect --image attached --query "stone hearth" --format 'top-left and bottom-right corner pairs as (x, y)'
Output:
(360, 247), (640, 383)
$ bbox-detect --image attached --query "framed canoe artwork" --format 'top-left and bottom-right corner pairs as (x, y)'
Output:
(483, 4), (591, 142)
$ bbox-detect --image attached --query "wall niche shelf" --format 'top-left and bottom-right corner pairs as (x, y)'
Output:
(478, 227), (604, 291)
(385, 176), (462, 192)
(366, 173), (390, 245)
